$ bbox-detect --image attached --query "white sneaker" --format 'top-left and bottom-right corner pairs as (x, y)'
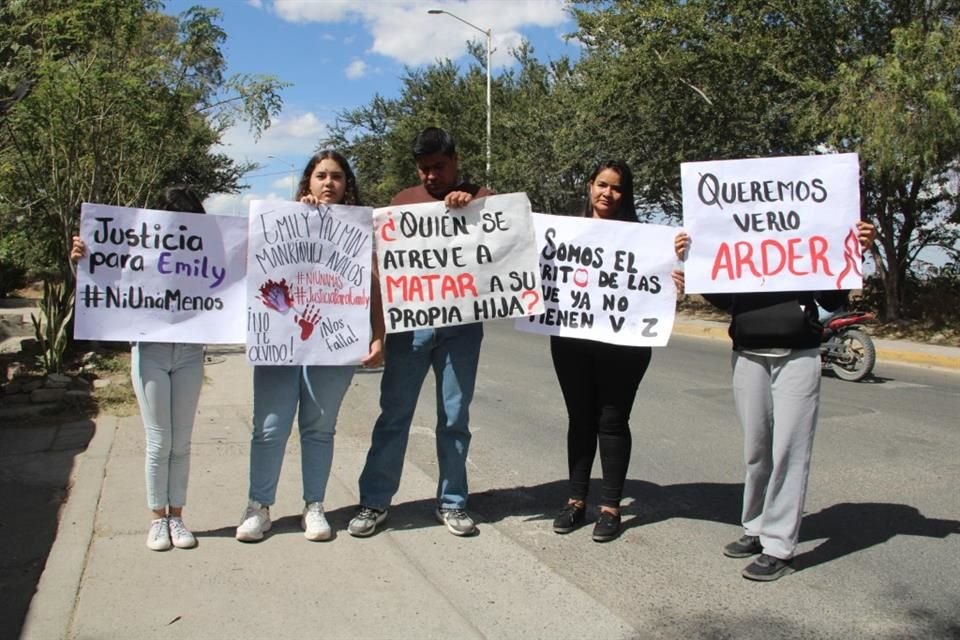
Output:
(146, 517), (171, 551)
(302, 502), (332, 541)
(168, 517), (197, 549)
(236, 500), (271, 542)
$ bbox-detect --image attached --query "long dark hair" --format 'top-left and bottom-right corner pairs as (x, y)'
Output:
(583, 160), (637, 223)
(295, 150), (361, 205)
(156, 186), (205, 214)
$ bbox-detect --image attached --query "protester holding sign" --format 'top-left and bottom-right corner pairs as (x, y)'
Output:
(348, 127), (492, 538)
(70, 187), (209, 552)
(236, 151), (385, 543)
(546, 160), (657, 543)
(674, 219), (875, 580)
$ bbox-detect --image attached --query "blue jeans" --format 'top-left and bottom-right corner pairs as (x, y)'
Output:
(248, 364), (356, 505)
(130, 342), (204, 510)
(358, 323), (483, 511)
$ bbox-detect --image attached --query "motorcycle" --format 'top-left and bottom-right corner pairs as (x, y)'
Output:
(820, 311), (877, 381)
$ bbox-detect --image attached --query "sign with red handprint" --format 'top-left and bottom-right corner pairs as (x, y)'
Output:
(246, 200), (373, 365)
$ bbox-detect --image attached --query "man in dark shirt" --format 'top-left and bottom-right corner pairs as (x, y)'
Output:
(349, 127), (492, 537)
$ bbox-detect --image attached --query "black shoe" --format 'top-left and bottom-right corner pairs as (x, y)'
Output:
(723, 534), (762, 558)
(552, 502), (586, 534)
(742, 553), (794, 581)
(591, 510), (621, 542)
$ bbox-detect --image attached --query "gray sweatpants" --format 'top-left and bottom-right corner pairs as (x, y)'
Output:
(731, 348), (820, 559)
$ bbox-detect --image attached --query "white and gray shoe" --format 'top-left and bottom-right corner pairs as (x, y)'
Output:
(435, 508), (476, 536)
(347, 506), (388, 537)
(168, 516), (197, 549)
(302, 502), (332, 541)
(146, 517), (171, 551)
(236, 500), (271, 542)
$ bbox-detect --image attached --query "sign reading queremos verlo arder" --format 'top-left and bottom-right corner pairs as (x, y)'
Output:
(73, 203), (247, 343)
(681, 153), (863, 294)
(514, 214), (678, 347)
(374, 192), (544, 332)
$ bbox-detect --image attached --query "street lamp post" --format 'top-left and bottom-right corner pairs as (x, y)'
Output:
(427, 9), (491, 188)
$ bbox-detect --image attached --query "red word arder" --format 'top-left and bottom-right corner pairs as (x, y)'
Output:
(711, 236), (835, 281)
(384, 273), (478, 303)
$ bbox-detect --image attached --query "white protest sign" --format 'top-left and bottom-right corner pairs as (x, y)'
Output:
(246, 200), (372, 365)
(514, 214), (677, 347)
(374, 192), (544, 332)
(73, 204), (247, 343)
(681, 153), (863, 294)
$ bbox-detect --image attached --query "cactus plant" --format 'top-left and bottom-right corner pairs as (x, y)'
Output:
(31, 281), (75, 374)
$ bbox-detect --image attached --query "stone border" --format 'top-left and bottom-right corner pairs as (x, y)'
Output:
(19, 415), (118, 640)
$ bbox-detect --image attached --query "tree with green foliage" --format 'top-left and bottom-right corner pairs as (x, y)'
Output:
(0, 0), (285, 372)
(569, 0), (960, 321)
(324, 57), (488, 207)
(819, 16), (960, 320)
(323, 42), (585, 213)
(0, 0), (285, 283)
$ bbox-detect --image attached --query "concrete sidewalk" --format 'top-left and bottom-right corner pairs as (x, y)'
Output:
(20, 347), (636, 640)
(19, 320), (960, 639)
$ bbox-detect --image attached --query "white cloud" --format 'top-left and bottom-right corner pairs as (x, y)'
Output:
(247, 0), (263, 8)
(271, 175), (297, 192)
(345, 59), (367, 79)
(215, 110), (329, 161)
(265, 0), (569, 67)
(203, 191), (288, 216)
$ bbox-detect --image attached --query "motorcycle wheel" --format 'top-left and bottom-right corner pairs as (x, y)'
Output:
(830, 328), (876, 381)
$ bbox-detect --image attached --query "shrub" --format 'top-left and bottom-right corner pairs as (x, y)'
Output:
(0, 257), (27, 297)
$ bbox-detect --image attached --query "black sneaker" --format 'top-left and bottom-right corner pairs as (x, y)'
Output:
(742, 553), (794, 581)
(723, 534), (762, 558)
(591, 510), (622, 542)
(552, 502), (586, 534)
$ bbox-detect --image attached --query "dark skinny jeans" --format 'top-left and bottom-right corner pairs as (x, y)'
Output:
(550, 336), (652, 508)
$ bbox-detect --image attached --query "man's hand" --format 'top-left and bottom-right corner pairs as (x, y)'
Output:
(444, 191), (475, 208)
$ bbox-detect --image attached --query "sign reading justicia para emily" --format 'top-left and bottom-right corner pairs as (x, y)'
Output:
(73, 203), (247, 343)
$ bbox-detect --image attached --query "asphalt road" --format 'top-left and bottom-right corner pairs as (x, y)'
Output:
(342, 319), (960, 639)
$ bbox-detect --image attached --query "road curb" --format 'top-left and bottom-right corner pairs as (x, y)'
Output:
(671, 320), (730, 341)
(873, 346), (960, 371)
(20, 415), (119, 640)
(671, 319), (960, 371)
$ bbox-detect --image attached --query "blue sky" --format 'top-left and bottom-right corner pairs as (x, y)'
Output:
(162, 0), (582, 214)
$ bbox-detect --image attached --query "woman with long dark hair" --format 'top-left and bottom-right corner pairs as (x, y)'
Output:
(235, 150), (385, 542)
(550, 160), (653, 542)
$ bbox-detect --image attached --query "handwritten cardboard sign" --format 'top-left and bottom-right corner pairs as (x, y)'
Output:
(374, 192), (544, 332)
(514, 214), (677, 347)
(73, 203), (247, 343)
(681, 153), (862, 294)
(246, 200), (372, 365)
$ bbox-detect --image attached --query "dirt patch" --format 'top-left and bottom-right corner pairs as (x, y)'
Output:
(2, 344), (137, 430)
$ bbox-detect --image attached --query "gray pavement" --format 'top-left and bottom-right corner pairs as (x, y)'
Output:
(16, 318), (960, 639)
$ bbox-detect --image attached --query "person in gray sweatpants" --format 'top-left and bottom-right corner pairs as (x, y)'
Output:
(674, 222), (875, 581)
